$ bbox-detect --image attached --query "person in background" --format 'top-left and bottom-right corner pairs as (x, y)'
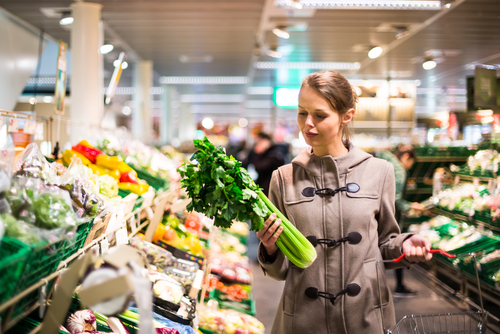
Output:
(242, 132), (285, 196)
(378, 145), (425, 298)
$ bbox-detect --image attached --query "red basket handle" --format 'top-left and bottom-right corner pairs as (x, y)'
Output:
(390, 249), (457, 263)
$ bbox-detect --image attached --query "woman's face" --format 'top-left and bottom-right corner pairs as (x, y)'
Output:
(297, 85), (345, 149)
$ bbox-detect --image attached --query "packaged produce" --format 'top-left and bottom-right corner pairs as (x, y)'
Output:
(149, 270), (185, 306)
(178, 137), (316, 269)
(165, 267), (196, 287)
(1, 212), (40, 244)
(129, 236), (174, 271)
(97, 174), (119, 199)
(198, 305), (264, 334)
(174, 259), (199, 273)
(14, 143), (61, 185)
(128, 305), (196, 334)
(60, 158), (107, 219)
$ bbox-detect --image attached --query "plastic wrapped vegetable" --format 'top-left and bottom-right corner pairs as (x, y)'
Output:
(14, 143), (61, 185)
(1, 213), (40, 244)
(98, 174), (119, 199)
(60, 158), (107, 219)
(129, 236), (174, 271)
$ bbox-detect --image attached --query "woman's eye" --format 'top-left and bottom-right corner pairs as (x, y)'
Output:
(316, 114), (326, 119)
(298, 112), (307, 116)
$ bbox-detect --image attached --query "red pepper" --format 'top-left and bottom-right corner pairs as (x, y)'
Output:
(120, 171), (139, 184)
(72, 144), (103, 164)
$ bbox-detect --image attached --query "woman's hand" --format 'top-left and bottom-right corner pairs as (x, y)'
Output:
(256, 213), (283, 256)
(402, 235), (433, 263)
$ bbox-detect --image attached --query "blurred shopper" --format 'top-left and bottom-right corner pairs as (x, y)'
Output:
(242, 133), (285, 196)
(256, 71), (431, 334)
(378, 145), (425, 298)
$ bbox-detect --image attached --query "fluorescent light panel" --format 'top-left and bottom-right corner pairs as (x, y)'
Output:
(248, 87), (274, 95)
(246, 100), (274, 109)
(26, 77), (56, 85)
(181, 94), (244, 103)
(255, 62), (360, 70)
(275, 0), (442, 10)
(160, 76), (248, 85)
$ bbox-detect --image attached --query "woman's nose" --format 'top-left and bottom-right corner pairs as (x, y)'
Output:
(305, 115), (315, 128)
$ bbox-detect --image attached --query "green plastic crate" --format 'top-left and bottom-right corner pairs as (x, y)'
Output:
(0, 243), (29, 304)
(210, 289), (256, 316)
(5, 317), (68, 334)
(133, 167), (169, 191)
(60, 220), (95, 262)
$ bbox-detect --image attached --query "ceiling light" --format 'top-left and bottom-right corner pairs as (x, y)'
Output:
(181, 94), (244, 103)
(255, 62), (361, 70)
(122, 106), (132, 115)
(368, 46), (383, 59)
(282, 0), (303, 9)
(29, 98), (37, 105)
(276, 0), (442, 10)
(100, 44), (114, 54)
(159, 76), (248, 85)
(423, 59), (437, 70)
(121, 61), (128, 69)
(238, 118), (249, 127)
(272, 27), (290, 39)
(42, 96), (53, 103)
(202, 118), (215, 130)
(248, 87), (274, 95)
(179, 55), (213, 63)
(266, 48), (282, 58)
(59, 11), (74, 25)
(113, 60), (128, 69)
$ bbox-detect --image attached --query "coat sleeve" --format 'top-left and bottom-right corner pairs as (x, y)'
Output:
(377, 162), (414, 269)
(257, 169), (289, 280)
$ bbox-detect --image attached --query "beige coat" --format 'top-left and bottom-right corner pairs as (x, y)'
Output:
(258, 143), (413, 334)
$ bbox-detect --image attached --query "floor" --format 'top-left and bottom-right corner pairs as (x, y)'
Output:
(247, 232), (495, 334)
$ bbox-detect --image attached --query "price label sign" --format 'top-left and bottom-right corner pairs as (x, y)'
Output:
(8, 118), (19, 132)
(115, 228), (129, 246)
(100, 238), (109, 255)
(24, 120), (38, 134)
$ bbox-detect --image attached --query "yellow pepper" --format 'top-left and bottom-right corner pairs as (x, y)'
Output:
(88, 164), (121, 180)
(119, 182), (150, 195)
(95, 155), (135, 175)
(62, 149), (91, 166)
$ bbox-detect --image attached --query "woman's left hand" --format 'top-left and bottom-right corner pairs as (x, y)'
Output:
(402, 235), (433, 263)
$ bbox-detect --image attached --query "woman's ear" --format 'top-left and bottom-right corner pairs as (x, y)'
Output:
(343, 109), (355, 125)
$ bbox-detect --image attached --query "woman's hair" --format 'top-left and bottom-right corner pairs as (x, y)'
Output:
(256, 132), (272, 141)
(301, 71), (358, 145)
(394, 145), (416, 161)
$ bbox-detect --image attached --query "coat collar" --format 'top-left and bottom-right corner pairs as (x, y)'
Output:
(292, 142), (372, 176)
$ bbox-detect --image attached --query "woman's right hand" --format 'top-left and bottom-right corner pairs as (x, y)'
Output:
(256, 213), (283, 256)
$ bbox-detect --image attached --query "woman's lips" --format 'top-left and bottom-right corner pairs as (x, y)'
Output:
(304, 132), (318, 138)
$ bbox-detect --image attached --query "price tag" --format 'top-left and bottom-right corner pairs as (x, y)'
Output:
(100, 237), (109, 255)
(39, 283), (47, 318)
(91, 243), (100, 255)
(473, 177), (479, 187)
(116, 203), (126, 227)
(115, 228), (129, 245)
(24, 120), (37, 134)
(146, 206), (154, 219)
(8, 118), (19, 132)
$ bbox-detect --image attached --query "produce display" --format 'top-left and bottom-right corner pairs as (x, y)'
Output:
(452, 149), (500, 177)
(178, 137), (317, 269)
(198, 305), (264, 334)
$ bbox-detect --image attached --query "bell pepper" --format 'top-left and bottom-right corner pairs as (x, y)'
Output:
(88, 164), (121, 180)
(62, 149), (91, 166)
(72, 143), (104, 164)
(120, 171), (139, 184)
(119, 182), (150, 195)
(95, 155), (134, 175)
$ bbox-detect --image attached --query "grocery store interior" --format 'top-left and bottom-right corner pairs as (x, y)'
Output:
(1, 0), (500, 333)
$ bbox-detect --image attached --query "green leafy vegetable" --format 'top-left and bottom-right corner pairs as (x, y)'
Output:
(1, 213), (40, 244)
(178, 137), (317, 268)
(34, 192), (77, 229)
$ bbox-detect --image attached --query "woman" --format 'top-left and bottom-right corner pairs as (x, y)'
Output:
(256, 71), (432, 334)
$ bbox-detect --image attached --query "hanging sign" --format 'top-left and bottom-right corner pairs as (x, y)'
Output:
(474, 67), (497, 108)
(55, 41), (68, 115)
(8, 118), (19, 132)
(24, 120), (38, 134)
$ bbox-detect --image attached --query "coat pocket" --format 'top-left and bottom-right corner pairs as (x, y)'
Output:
(362, 259), (390, 309)
(283, 266), (302, 315)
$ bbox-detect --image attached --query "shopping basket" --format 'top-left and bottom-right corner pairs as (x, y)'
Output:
(376, 249), (489, 334)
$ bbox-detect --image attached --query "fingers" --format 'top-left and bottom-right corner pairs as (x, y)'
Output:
(255, 213), (283, 256)
(256, 213), (277, 240)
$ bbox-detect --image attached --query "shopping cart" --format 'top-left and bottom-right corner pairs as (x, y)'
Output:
(376, 249), (489, 334)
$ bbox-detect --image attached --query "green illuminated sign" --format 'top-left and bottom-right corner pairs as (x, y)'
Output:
(273, 87), (300, 108)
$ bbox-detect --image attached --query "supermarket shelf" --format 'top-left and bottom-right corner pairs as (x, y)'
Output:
(405, 188), (433, 195)
(454, 172), (497, 183)
(416, 157), (469, 162)
(431, 207), (500, 236)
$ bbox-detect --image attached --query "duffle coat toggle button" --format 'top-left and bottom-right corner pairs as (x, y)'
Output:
(301, 182), (360, 198)
(305, 284), (361, 305)
(307, 232), (362, 248)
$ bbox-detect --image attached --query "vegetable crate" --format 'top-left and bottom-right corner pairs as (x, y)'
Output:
(60, 220), (95, 261)
(133, 167), (169, 191)
(118, 189), (144, 211)
(209, 289), (256, 316)
(5, 317), (68, 334)
(0, 242), (29, 305)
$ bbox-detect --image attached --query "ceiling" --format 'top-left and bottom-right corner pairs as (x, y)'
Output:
(1, 0), (500, 121)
